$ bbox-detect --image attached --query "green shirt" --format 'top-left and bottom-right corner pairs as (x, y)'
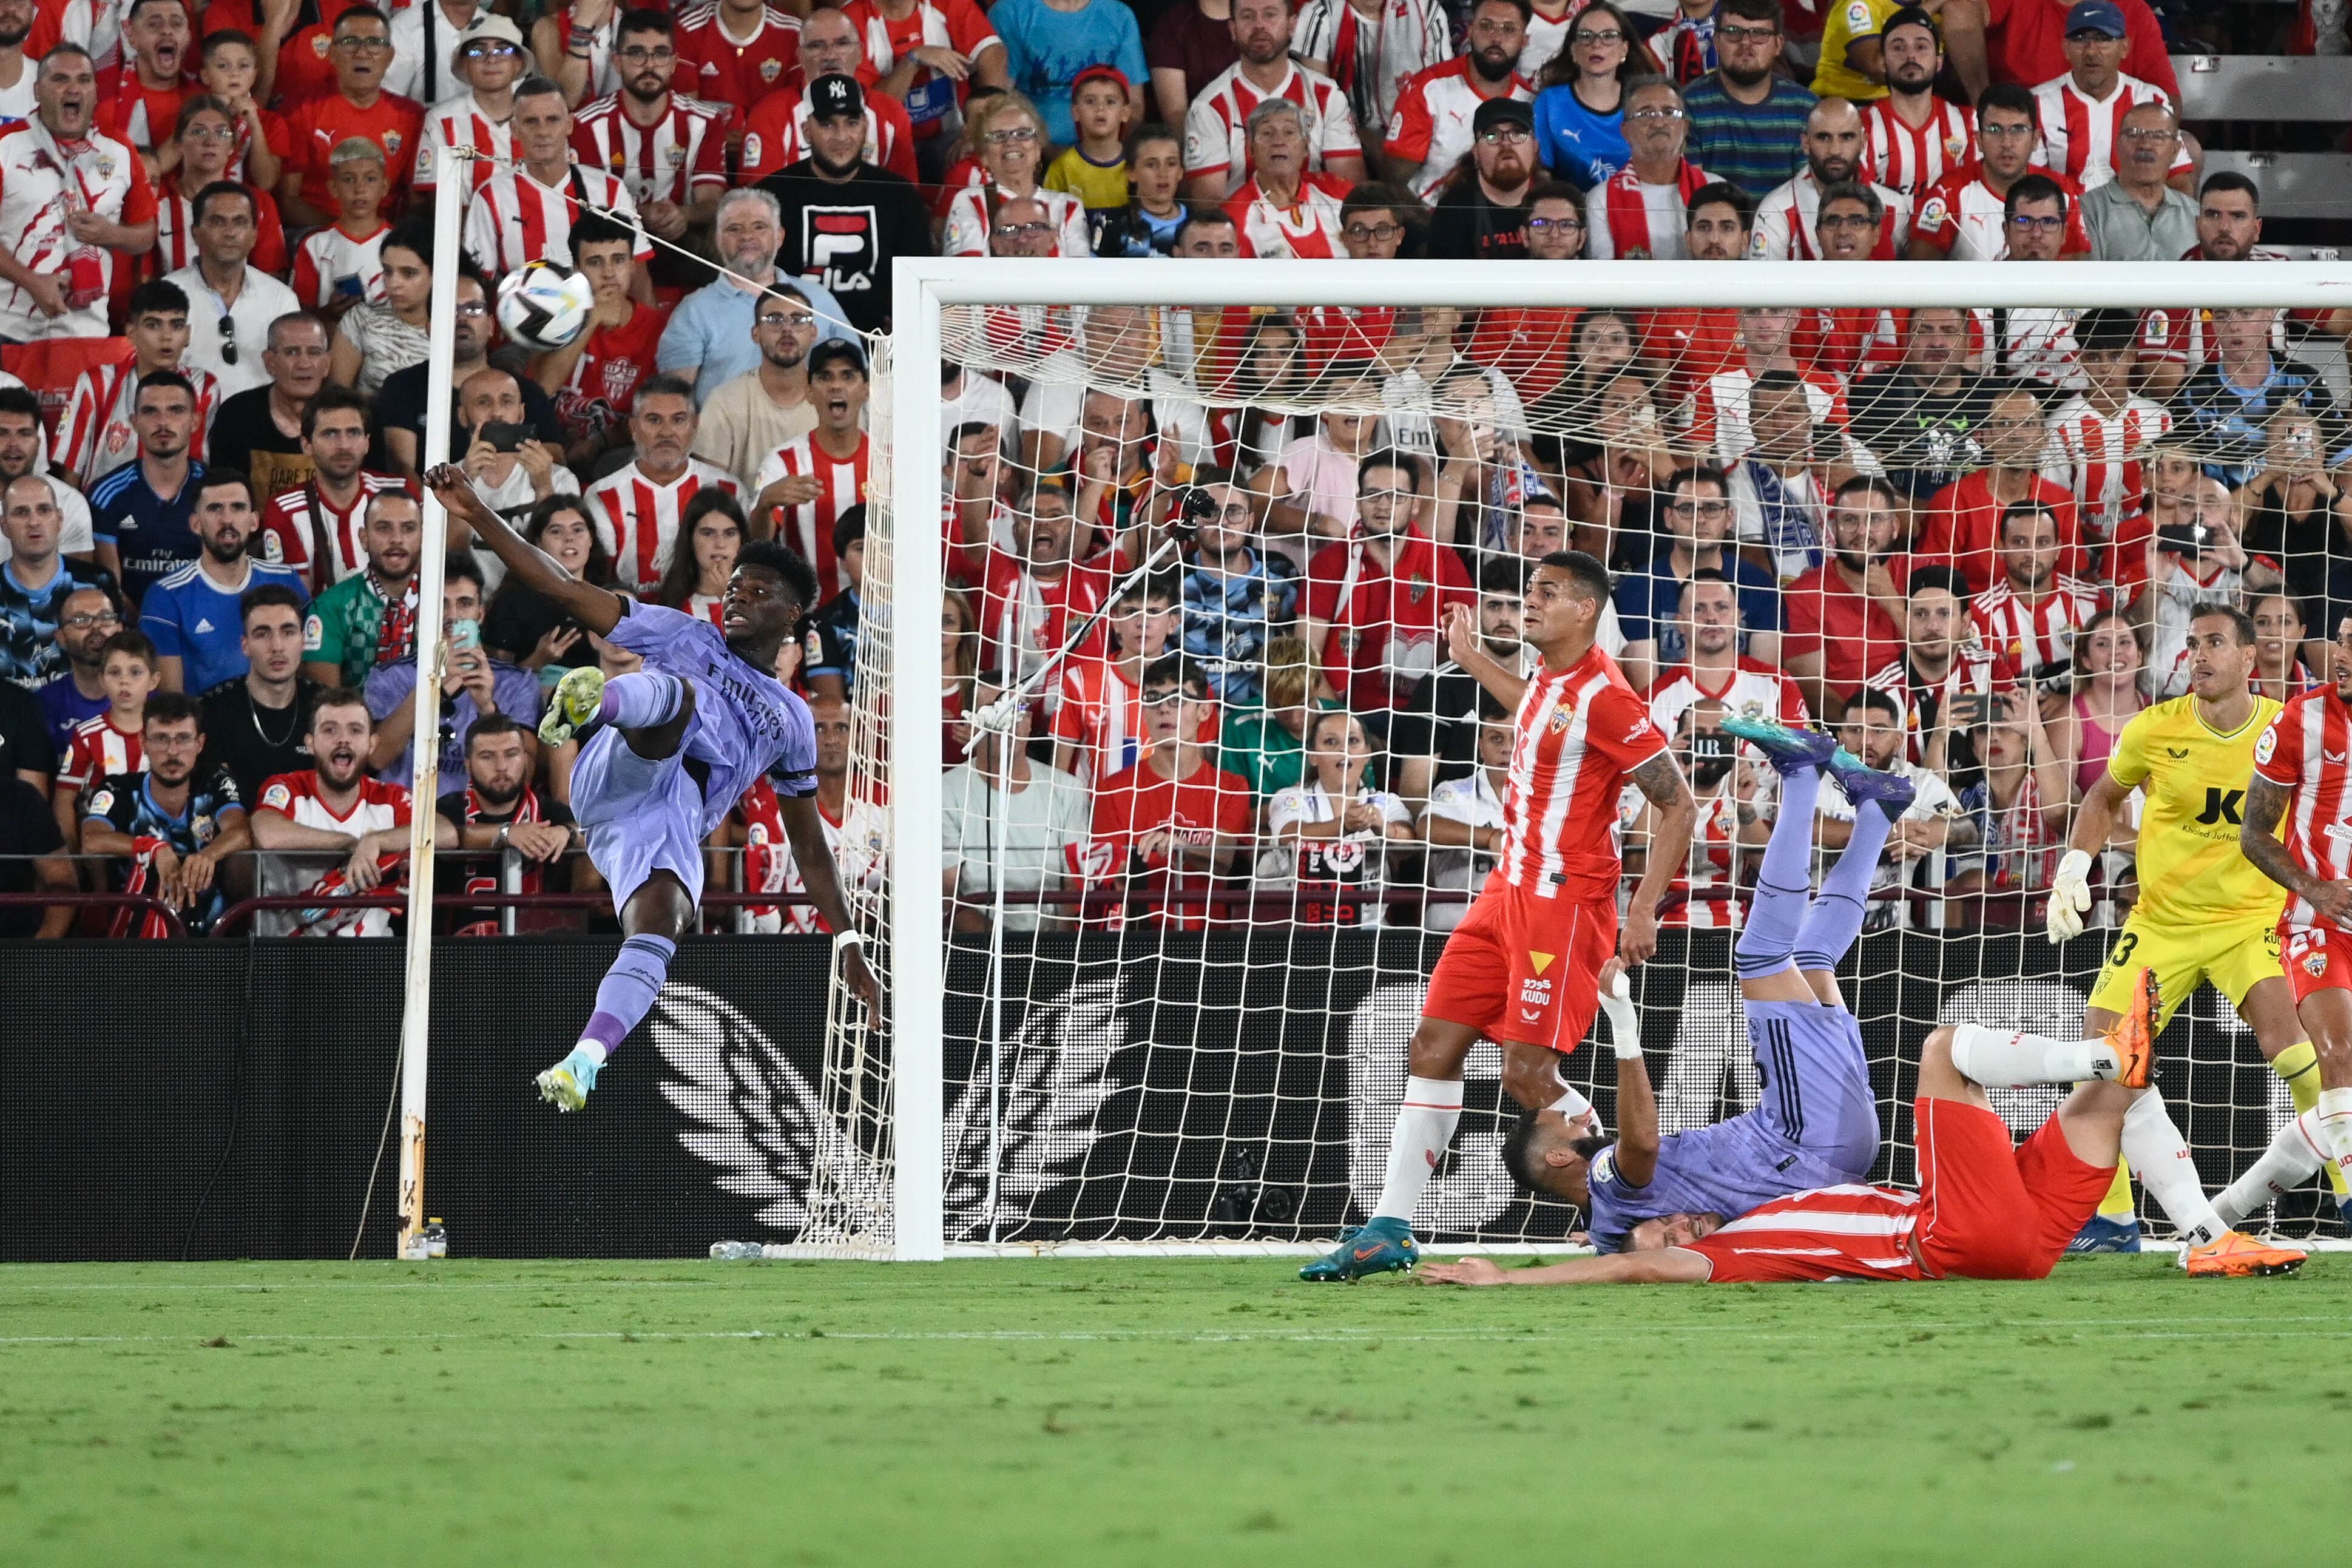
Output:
(304, 570), (417, 688)
(1217, 701), (1338, 800)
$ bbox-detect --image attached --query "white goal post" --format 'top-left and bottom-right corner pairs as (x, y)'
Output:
(874, 258), (2352, 1262)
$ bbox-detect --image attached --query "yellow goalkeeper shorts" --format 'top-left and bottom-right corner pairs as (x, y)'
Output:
(2087, 910), (2285, 1027)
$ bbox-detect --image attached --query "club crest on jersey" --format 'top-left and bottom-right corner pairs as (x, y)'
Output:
(762, 59), (783, 82)
(95, 155), (117, 180)
(1407, 574), (1429, 604)
(1944, 132), (1968, 160)
(2310, 950), (2330, 979)
(383, 132), (403, 155)
(313, 35), (331, 56)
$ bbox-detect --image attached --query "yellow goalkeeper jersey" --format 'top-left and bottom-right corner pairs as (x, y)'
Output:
(2107, 693), (2287, 927)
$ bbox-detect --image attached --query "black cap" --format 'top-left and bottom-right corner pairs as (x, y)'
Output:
(1472, 96), (1534, 136)
(1883, 5), (1939, 41)
(808, 73), (863, 121)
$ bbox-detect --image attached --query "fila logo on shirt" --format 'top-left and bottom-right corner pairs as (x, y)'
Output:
(805, 206), (879, 294)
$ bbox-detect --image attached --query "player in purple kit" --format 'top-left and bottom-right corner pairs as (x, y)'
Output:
(1501, 717), (1916, 1251)
(424, 465), (880, 1112)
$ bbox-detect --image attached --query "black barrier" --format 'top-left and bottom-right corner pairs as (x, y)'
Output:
(0, 930), (2325, 1260)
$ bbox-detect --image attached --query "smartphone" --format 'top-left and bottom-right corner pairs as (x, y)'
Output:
(481, 421), (529, 453)
(1950, 691), (1992, 728)
(449, 618), (482, 652)
(2154, 521), (2207, 558)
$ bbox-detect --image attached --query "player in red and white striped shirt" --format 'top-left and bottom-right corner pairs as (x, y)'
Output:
(1859, 10), (1974, 203)
(750, 342), (868, 601)
(1422, 988), (2305, 1283)
(2030, 53), (2189, 191)
(51, 281), (220, 486)
(1303, 551), (1697, 1282)
(1181, 2), (1365, 200)
(583, 377), (742, 594)
(570, 12), (729, 224)
(1969, 502), (2103, 685)
(463, 80), (653, 278)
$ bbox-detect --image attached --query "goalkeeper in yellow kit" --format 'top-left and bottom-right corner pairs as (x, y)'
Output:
(2044, 604), (2316, 1272)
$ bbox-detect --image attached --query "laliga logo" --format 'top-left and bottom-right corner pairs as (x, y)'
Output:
(655, 978), (1115, 1239)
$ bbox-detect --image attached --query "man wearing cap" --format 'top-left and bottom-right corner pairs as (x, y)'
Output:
(1857, 7), (1975, 203)
(755, 74), (932, 339)
(1381, 0), (1532, 204)
(740, 8), (921, 183)
(2027, 0), (2192, 192)
(1425, 98), (1541, 260)
(388, 0), (492, 106)
(1940, 0), (2176, 106)
(1585, 77), (1715, 261)
(414, 16), (525, 196)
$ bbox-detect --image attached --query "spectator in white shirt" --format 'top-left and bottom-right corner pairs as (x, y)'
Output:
(165, 182), (301, 400)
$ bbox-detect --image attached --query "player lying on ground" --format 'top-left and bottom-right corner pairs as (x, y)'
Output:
(1300, 550), (1696, 1282)
(1494, 715), (1912, 1252)
(424, 465), (880, 1111)
(2237, 610), (2352, 1231)
(1419, 969), (2306, 1286)
(2046, 603), (2336, 1249)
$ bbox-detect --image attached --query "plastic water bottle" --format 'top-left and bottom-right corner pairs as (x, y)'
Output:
(709, 1241), (765, 1260)
(422, 1220), (448, 1259)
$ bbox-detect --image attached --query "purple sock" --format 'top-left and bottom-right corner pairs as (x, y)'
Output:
(578, 933), (677, 1060)
(596, 672), (686, 730)
(1794, 798), (1896, 972)
(1735, 763), (1820, 978)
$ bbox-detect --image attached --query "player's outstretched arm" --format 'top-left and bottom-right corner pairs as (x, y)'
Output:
(1439, 604), (1528, 711)
(422, 464), (624, 638)
(779, 792), (884, 1014)
(2241, 773), (2352, 924)
(1418, 1251), (1710, 1286)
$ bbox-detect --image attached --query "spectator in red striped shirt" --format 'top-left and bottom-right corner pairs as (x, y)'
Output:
(256, 385), (408, 592)
(751, 340), (868, 600)
(572, 10), (728, 249)
(55, 629), (159, 849)
(98, 0), (192, 174)
(154, 95), (289, 282)
(1968, 499), (2101, 695)
(582, 374), (739, 594)
(53, 280), (217, 488)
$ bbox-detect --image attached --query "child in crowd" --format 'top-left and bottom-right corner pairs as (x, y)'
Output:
(55, 631), (163, 848)
(1047, 64), (1137, 214)
(291, 139), (393, 314)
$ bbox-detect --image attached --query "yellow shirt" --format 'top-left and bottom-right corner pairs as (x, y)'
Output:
(1044, 147), (1132, 211)
(2107, 693), (2288, 927)
(1812, 0), (1897, 103)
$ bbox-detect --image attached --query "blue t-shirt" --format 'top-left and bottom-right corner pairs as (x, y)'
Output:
(140, 561), (309, 697)
(39, 674), (107, 754)
(991, 0), (1147, 146)
(1533, 83), (1628, 189)
(89, 459), (206, 611)
(1611, 549), (1783, 665)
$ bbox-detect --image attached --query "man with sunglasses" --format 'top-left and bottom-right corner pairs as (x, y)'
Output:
(414, 15), (528, 199)
(278, 5), (424, 226)
(1425, 95), (1541, 260)
(1384, 0), (1533, 204)
(163, 181), (297, 401)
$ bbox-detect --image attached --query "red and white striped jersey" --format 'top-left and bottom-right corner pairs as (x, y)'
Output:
(1683, 1184), (1927, 1283)
(674, 2), (803, 112)
(1051, 656), (1151, 783)
(2044, 393), (2171, 546)
(1866, 643), (2012, 762)
(739, 81), (920, 183)
(1228, 172), (1351, 259)
(938, 183), (1090, 259)
(1749, 169), (1913, 261)
(737, 777), (842, 934)
(1969, 305), (2084, 391)
(2254, 686), (2352, 934)
(289, 221), (390, 309)
(257, 473), (414, 592)
(1860, 94), (1976, 201)
(570, 93), (730, 209)
(0, 121), (155, 342)
(1644, 657), (1808, 740)
(753, 434), (868, 600)
(415, 92), (513, 192)
(2030, 71), (2190, 190)
(462, 163), (651, 277)
(1296, 0), (1451, 135)
(257, 771), (413, 834)
(1382, 55), (1532, 203)
(978, 549), (1112, 705)
(583, 458), (743, 594)
(1683, 365), (1847, 466)
(1642, 786), (1745, 929)
(1498, 644), (1666, 902)
(59, 713), (143, 798)
(843, 0), (1001, 139)
(1911, 161), (2090, 262)
(1181, 59), (1363, 197)
(52, 357), (220, 487)
(1971, 575), (2103, 678)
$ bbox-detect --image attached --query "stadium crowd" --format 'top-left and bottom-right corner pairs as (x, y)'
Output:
(0, 0), (2343, 939)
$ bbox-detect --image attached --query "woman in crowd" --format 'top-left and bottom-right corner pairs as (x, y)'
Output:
(2249, 590), (2316, 703)
(2236, 405), (2340, 615)
(941, 92), (1092, 259)
(1530, 1), (1655, 188)
(1260, 708), (1414, 928)
(2049, 609), (2149, 805)
(328, 225), (432, 397)
(1561, 364), (1678, 566)
(655, 491), (748, 627)
(483, 495), (612, 669)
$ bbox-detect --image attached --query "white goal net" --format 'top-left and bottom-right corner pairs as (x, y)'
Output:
(806, 259), (2352, 1258)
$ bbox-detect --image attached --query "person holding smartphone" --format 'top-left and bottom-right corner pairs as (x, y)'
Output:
(361, 556), (546, 785)
(454, 367), (580, 547)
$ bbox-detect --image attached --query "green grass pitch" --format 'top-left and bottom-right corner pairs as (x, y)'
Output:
(4, 1256), (2348, 1566)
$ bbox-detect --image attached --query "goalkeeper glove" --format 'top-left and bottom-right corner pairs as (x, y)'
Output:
(2046, 848), (2093, 944)
(1600, 971), (1642, 1059)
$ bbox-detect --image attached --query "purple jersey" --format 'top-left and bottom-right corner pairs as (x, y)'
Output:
(1585, 1001), (1881, 1252)
(605, 601), (817, 837)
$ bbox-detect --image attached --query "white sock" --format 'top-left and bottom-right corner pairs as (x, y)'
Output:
(2121, 1091), (2228, 1247)
(576, 1039), (610, 1065)
(1949, 1023), (2119, 1087)
(2317, 1088), (2352, 1207)
(1372, 1076), (1464, 1225)
(2214, 1110), (2326, 1228)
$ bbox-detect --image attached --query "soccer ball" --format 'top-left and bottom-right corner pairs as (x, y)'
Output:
(495, 262), (596, 353)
